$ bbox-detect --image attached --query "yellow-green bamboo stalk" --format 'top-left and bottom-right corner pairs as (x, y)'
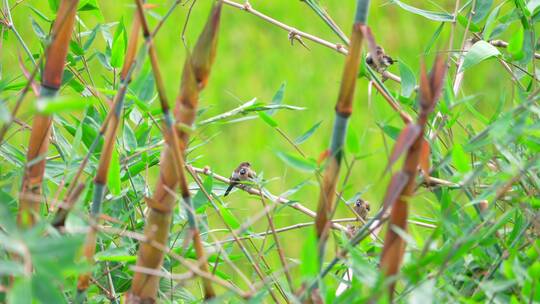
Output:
(314, 0), (369, 254)
(75, 14), (141, 300)
(18, 0), (79, 228)
(127, 1), (222, 302)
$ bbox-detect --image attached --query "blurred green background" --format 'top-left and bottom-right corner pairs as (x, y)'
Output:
(1, 0), (521, 292)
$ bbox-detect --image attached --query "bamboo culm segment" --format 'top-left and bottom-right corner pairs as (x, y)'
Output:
(128, 1), (222, 302)
(18, 0), (79, 227)
(314, 1), (366, 250)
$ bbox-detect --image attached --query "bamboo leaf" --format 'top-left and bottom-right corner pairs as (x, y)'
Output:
(267, 82), (286, 115)
(390, 0), (454, 22)
(107, 148), (121, 196)
(294, 121), (322, 144)
(398, 60), (416, 97)
(36, 96), (96, 114)
(452, 143), (470, 173)
(459, 41), (500, 72)
(277, 151), (317, 172)
(258, 111), (278, 128)
(111, 19), (127, 68)
(193, 175), (213, 212)
(507, 26), (524, 60)
(472, 0), (494, 24)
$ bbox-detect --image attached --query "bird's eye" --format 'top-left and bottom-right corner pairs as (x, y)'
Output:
(240, 168), (246, 175)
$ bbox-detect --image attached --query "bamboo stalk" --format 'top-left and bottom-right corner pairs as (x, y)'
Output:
(128, 1), (222, 302)
(75, 14), (141, 300)
(379, 56), (446, 298)
(17, 0), (79, 228)
(314, 0), (369, 255)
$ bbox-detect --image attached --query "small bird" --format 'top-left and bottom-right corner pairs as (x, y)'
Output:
(224, 162), (256, 196)
(366, 46), (396, 73)
(353, 198), (370, 221)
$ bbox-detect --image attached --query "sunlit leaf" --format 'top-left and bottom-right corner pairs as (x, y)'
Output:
(276, 151), (317, 172)
(390, 0), (454, 22)
(452, 143), (470, 173)
(459, 40), (500, 72)
(295, 121), (322, 144)
(267, 82), (286, 115)
(258, 112), (278, 128)
(399, 60), (416, 97)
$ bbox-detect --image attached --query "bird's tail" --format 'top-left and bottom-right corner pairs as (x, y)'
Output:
(224, 184), (235, 196)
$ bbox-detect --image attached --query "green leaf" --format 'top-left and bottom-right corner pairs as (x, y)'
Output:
(483, 3), (502, 40)
(459, 40), (500, 72)
(36, 96), (96, 114)
(107, 148), (121, 196)
(507, 26), (524, 60)
(110, 19), (127, 68)
(424, 23), (445, 54)
(472, 0), (494, 24)
(48, 0), (60, 12)
(219, 205), (241, 230)
(457, 14), (481, 32)
(8, 278), (32, 304)
(32, 273), (65, 304)
(193, 175), (213, 212)
(276, 151), (317, 172)
(452, 144), (470, 173)
(258, 111), (278, 128)
(390, 0), (454, 22)
(295, 121), (322, 145)
(267, 82), (286, 115)
(398, 60), (416, 97)
(300, 228), (319, 279)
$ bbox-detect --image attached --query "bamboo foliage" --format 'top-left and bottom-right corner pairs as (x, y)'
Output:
(128, 1), (222, 302)
(314, 0), (369, 251)
(75, 14), (141, 299)
(379, 56), (446, 297)
(17, 0), (79, 228)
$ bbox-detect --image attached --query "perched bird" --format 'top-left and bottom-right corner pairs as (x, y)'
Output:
(353, 198), (370, 221)
(366, 46), (395, 73)
(224, 162), (256, 196)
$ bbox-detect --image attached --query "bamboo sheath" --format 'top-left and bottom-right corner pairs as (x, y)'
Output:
(18, 0), (79, 227)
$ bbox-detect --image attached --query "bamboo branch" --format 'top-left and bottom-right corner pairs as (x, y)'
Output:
(17, 0), (79, 228)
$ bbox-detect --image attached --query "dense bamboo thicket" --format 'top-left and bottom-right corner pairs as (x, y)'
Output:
(1, 0), (538, 303)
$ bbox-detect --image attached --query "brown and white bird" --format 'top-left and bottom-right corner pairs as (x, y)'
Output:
(366, 46), (395, 73)
(224, 162), (256, 196)
(353, 198), (370, 221)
